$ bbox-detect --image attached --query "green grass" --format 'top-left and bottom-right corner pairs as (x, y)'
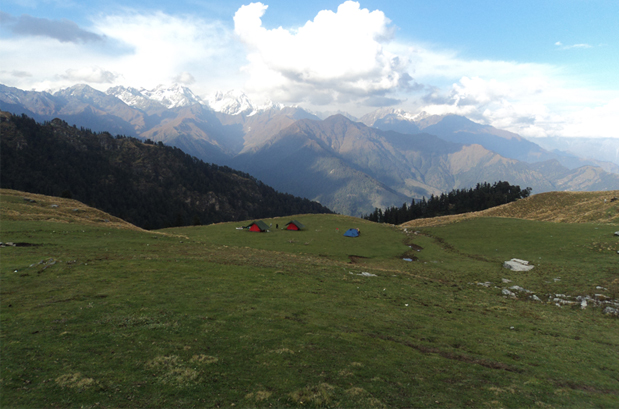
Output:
(162, 214), (412, 263)
(1, 213), (619, 408)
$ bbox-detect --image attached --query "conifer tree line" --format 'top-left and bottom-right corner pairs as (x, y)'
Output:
(364, 182), (532, 224)
(1, 113), (332, 229)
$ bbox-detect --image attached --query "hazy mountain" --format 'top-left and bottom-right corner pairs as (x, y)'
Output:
(231, 115), (569, 214)
(361, 109), (619, 174)
(529, 136), (619, 167)
(230, 116), (412, 215)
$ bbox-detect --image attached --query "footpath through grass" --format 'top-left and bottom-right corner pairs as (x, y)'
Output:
(1, 206), (618, 408)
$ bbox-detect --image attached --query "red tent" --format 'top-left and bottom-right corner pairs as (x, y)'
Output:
(284, 220), (305, 231)
(245, 220), (269, 232)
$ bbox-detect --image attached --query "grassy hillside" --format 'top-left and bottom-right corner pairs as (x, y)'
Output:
(0, 189), (142, 231)
(1, 190), (618, 408)
(402, 190), (619, 228)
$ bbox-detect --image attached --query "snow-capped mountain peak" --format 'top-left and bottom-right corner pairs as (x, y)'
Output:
(140, 84), (203, 109)
(205, 89), (284, 116)
(106, 84), (203, 110)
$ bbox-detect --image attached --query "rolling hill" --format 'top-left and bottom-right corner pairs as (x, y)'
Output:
(402, 190), (619, 227)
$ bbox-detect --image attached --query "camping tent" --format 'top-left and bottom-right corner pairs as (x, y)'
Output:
(245, 220), (270, 232)
(285, 220), (305, 231)
(343, 228), (360, 237)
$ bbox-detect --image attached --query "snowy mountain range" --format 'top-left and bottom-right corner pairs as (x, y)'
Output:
(106, 84), (284, 116)
(2, 82), (619, 216)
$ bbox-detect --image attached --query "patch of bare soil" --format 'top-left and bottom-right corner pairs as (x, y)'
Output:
(348, 255), (368, 263)
(370, 334), (522, 373)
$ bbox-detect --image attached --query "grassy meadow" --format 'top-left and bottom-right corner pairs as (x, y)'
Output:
(1, 190), (618, 408)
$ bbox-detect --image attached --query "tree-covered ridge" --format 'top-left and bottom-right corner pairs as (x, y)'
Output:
(364, 181), (532, 224)
(0, 112), (332, 229)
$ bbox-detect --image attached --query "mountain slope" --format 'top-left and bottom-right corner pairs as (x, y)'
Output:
(402, 190), (619, 227)
(0, 111), (331, 229)
(362, 109), (619, 173)
(232, 115), (565, 214)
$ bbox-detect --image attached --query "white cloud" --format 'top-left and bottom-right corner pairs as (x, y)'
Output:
(555, 41), (592, 50)
(560, 99), (619, 138)
(388, 41), (618, 138)
(0, 10), (243, 94)
(173, 72), (196, 85)
(94, 11), (237, 91)
(233, 1), (411, 105)
(1, 2), (616, 139)
(60, 66), (118, 83)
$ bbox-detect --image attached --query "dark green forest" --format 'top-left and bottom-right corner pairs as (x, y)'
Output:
(364, 181), (531, 224)
(0, 112), (331, 229)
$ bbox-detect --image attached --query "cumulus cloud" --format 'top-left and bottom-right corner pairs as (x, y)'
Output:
(93, 11), (239, 91)
(1, 12), (105, 43)
(60, 67), (119, 83)
(416, 72), (619, 138)
(233, 1), (411, 106)
(174, 72), (196, 85)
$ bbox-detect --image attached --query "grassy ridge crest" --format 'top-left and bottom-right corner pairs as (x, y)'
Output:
(402, 190), (619, 228)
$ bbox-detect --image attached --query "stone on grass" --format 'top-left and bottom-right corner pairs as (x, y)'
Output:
(529, 295), (542, 302)
(358, 272), (377, 277)
(603, 307), (618, 316)
(503, 259), (534, 271)
(502, 289), (516, 298)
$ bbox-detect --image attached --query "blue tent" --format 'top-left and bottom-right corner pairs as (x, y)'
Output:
(343, 228), (360, 237)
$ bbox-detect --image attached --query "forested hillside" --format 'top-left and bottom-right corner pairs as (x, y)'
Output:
(0, 112), (331, 229)
(365, 181), (531, 224)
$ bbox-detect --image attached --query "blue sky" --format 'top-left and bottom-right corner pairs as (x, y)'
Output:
(1, 0), (618, 138)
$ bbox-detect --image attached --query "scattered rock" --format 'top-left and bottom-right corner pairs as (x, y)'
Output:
(358, 272), (377, 277)
(50, 204), (59, 208)
(503, 259), (534, 271)
(603, 307), (618, 316)
(529, 295), (542, 302)
(502, 289), (516, 298)
(614, 231), (619, 237)
(477, 282), (492, 287)
(501, 278), (512, 283)
(509, 285), (532, 293)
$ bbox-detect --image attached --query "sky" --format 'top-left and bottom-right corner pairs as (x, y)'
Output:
(1, 0), (618, 138)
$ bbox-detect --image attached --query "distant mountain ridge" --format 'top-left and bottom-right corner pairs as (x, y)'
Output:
(360, 108), (619, 173)
(3, 83), (619, 216)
